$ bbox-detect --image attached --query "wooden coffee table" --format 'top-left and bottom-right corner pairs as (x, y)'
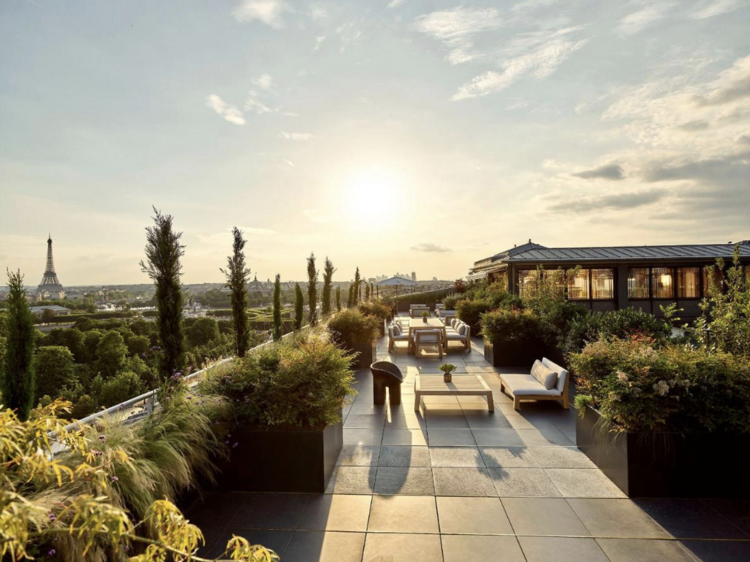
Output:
(415, 374), (494, 412)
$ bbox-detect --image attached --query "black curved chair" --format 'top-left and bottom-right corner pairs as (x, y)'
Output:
(370, 361), (405, 405)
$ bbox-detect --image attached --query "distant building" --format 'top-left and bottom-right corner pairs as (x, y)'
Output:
(411, 272), (417, 282)
(30, 305), (71, 317)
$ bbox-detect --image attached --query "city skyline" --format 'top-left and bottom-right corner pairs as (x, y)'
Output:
(2, 0), (750, 284)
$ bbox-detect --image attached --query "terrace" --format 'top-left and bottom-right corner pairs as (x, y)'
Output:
(186, 323), (750, 562)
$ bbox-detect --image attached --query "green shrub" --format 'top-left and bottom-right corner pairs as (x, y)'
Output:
(127, 334), (151, 357)
(456, 298), (492, 335)
(70, 393), (98, 419)
(358, 301), (391, 320)
(480, 309), (545, 343)
(327, 309), (380, 351)
(97, 370), (144, 407)
(562, 308), (672, 357)
(201, 329), (355, 429)
(186, 316), (220, 347)
(569, 336), (750, 434)
(442, 293), (462, 310)
(34, 346), (77, 402)
(389, 288), (453, 307)
(96, 330), (128, 378)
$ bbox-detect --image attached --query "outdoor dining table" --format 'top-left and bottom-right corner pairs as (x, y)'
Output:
(408, 317), (447, 353)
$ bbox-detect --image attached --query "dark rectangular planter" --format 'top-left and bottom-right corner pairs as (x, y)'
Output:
(483, 338), (540, 367)
(576, 405), (750, 498)
(216, 420), (343, 493)
(350, 340), (375, 369)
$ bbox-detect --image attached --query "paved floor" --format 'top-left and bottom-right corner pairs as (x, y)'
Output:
(187, 328), (750, 561)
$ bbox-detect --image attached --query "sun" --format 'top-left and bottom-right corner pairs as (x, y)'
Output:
(344, 169), (399, 222)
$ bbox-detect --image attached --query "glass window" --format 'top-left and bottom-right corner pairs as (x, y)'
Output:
(651, 267), (674, 299)
(517, 270), (539, 296)
(627, 268), (649, 299)
(567, 269), (590, 300)
(702, 266), (722, 297)
(591, 269), (615, 300)
(677, 267), (700, 298)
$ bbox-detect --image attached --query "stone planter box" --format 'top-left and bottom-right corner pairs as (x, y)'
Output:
(216, 419), (343, 493)
(576, 405), (750, 498)
(483, 338), (541, 368)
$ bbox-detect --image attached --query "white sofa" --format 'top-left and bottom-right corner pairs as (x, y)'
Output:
(499, 358), (569, 410)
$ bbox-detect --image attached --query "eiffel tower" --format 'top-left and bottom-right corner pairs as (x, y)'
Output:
(38, 234), (63, 293)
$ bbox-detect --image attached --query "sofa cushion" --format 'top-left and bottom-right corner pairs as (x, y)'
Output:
(499, 374), (562, 396)
(457, 324), (468, 336)
(542, 357), (569, 393)
(531, 360), (558, 390)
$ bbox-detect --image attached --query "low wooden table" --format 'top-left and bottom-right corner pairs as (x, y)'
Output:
(415, 374), (494, 412)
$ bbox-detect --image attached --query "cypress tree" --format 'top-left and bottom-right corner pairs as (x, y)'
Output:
(221, 227), (251, 357)
(353, 267), (361, 306)
(307, 253), (318, 326)
(336, 286), (342, 311)
(294, 283), (304, 330)
(2, 270), (35, 421)
(365, 282), (370, 301)
(321, 257), (335, 317)
(140, 208), (185, 380)
(273, 274), (282, 341)
(347, 285), (354, 307)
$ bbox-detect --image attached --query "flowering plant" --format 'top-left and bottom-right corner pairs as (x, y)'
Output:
(570, 336), (750, 434)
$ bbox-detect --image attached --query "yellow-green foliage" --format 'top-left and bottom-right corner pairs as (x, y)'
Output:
(0, 398), (278, 561)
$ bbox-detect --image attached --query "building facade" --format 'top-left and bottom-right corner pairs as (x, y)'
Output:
(469, 241), (750, 319)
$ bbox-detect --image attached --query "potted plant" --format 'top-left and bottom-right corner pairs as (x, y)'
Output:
(328, 308), (380, 369)
(200, 329), (355, 493)
(480, 308), (546, 367)
(421, 310), (430, 323)
(439, 363), (456, 383)
(570, 336), (750, 498)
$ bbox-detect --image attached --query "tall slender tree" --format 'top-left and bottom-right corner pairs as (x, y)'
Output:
(307, 253), (319, 326)
(353, 267), (361, 306)
(321, 257), (336, 317)
(2, 270), (35, 421)
(221, 227), (251, 357)
(294, 282), (304, 330)
(140, 208), (185, 380)
(347, 284), (354, 308)
(365, 282), (370, 301)
(273, 274), (282, 341)
(336, 286), (342, 311)
(371, 282), (375, 300)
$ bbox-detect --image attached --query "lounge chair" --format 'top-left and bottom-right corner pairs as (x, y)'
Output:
(388, 322), (410, 352)
(446, 322), (471, 352)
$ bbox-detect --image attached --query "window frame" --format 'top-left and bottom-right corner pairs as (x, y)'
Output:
(590, 268), (616, 301)
(676, 266), (701, 300)
(627, 267), (651, 300)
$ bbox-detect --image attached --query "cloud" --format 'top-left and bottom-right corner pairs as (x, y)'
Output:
(279, 131), (313, 141)
(511, 0), (559, 15)
(239, 227), (275, 236)
(572, 164), (625, 180)
(411, 243), (451, 253)
(303, 209), (332, 223)
(205, 95), (245, 125)
(233, 0), (287, 28)
(309, 3), (327, 21)
(313, 35), (326, 51)
(413, 7), (502, 65)
(696, 55), (750, 106)
(677, 119), (710, 131)
(252, 74), (273, 90)
(691, 0), (749, 19)
(738, 135), (750, 144)
(244, 90), (279, 114)
(617, 2), (675, 36)
(452, 29), (587, 100)
(336, 22), (363, 51)
(387, 0), (406, 8)
(549, 189), (666, 213)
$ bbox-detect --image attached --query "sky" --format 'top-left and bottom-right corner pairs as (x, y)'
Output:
(1, 0), (749, 286)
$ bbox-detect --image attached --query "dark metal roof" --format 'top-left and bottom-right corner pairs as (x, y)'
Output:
(505, 243), (750, 263)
